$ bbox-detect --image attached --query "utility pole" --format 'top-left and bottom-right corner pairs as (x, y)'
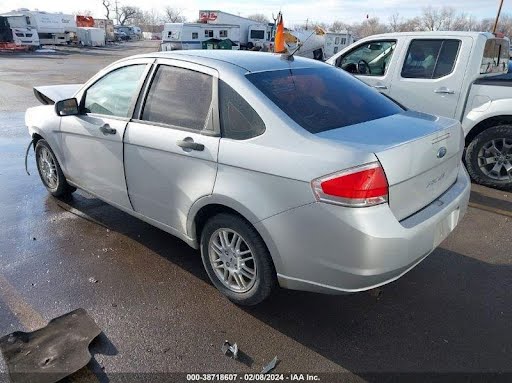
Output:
(115, 0), (119, 25)
(492, 0), (504, 34)
(305, 18), (308, 30)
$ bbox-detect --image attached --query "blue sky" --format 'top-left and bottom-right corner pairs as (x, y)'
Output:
(0, 0), (502, 26)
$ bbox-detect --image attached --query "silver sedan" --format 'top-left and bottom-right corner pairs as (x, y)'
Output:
(25, 50), (470, 305)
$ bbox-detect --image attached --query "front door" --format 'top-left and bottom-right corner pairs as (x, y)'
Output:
(59, 62), (150, 209)
(388, 37), (472, 119)
(124, 60), (220, 234)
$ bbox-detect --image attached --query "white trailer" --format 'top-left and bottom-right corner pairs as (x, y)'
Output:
(198, 10), (270, 49)
(323, 31), (353, 59)
(76, 27), (105, 46)
(161, 23), (240, 51)
(2, 9), (76, 45)
(94, 18), (114, 42)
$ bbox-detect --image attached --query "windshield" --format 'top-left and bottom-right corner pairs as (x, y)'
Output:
(246, 67), (403, 134)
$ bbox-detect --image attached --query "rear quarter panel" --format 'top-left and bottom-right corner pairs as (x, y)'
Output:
(462, 83), (512, 135)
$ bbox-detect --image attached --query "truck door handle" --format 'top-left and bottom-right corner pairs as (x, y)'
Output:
(99, 123), (116, 135)
(373, 85), (388, 90)
(177, 138), (205, 151)
(434, 87), (455, 94)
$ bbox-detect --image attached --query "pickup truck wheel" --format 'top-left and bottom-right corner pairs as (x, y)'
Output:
(35, 140), (76, 197)
(200, 213), (277, 306)
(465, 125), (512, 190)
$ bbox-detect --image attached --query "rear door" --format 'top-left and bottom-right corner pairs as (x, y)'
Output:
(59, 59), (151, 209)
(331, 39), (399, 95)
(124, 59), (220, 234)
(388, 36), (473, 119)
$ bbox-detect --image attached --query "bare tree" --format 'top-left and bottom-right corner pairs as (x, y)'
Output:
(389, 13), (421, 32)
(452, 13), (479, 31)
(133, 9), (164, 32)
(389, 13), (402, 32)
(247, 14), (270, 24)
(330, 20), (349, 32)
(420, 6), (456, 31)
(102, 0), (112, 20)
(164, 7), (186, 23)
(353, 17), (388, 38)
(118, 6), (141, 26)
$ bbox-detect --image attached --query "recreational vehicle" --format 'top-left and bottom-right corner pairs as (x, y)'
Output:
(161, 23), (240, 51)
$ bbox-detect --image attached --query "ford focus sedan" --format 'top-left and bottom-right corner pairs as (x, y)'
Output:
(25, 50), (470, 305)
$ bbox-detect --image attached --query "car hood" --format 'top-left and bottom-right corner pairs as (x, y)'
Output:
(33, 84), (83, 105)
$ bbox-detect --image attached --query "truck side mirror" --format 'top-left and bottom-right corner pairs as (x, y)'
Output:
(55, 98), (79, 116)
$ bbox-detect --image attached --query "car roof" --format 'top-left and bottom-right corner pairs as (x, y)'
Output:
(363, 31), (496, 40)
(128, 50), (328, 74)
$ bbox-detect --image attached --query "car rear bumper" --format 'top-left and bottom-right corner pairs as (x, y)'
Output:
(255, 164), (471, 294)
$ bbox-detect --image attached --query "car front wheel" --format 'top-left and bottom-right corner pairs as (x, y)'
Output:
(200, 213), (277, 305)
(465, 125), (512, 190)
(35, 140), (76, 197)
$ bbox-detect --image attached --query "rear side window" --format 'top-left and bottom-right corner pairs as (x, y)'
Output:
(246, 67), (403, 134)
(401, 39), (461, 79)
(142, 65), (212, 131)
(219, 80), (265, 140)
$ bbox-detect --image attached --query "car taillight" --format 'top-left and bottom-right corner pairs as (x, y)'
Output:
(311, 162), (389, 207)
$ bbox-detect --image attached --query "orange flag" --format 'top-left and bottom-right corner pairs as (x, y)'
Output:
(274, 12), (285, 53)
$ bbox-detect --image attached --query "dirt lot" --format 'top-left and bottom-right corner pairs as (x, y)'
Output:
(0, 40), (511, 382)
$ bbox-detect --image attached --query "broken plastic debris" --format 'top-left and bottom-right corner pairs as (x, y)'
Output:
(88, 277), (98, 284)
(221, 340), (238, 359)
(261, 356), (278, 374)
(0, 308), (101, 383)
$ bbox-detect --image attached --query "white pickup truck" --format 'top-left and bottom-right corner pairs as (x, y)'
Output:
(327, 31), (512, 190)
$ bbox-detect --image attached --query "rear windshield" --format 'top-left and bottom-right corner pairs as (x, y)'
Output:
(246, 67), (403, 134)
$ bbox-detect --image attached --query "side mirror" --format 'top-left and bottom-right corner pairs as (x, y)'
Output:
(55, 98), (79, 116)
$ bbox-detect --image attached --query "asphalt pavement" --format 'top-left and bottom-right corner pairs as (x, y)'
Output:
(0, 41), (511, 382)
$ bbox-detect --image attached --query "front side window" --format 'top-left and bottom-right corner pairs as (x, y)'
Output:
(401, 39), (461, 79)
(141, 65), (212, 131)
(341, 37), (346, 45)
(83, 64), (146, 117)
(247, 67), (403, 134)
(337, 40), (396, 76)
(205, 30), (213, 38)
(335, 37), (340, 45)
(219, 30), (228, 38)
(192, 32), (198, 39)
(219, 80), (266, 140)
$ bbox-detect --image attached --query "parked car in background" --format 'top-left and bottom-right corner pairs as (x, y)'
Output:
(327, 32), (512, 190)
(26, 51), (470, 305)
(114, 30), (128, 41)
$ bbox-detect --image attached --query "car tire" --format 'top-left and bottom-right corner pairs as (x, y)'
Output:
(200, 213), (277, 306)
(35, 140), (76, 197)
(465, 125), (512, 190)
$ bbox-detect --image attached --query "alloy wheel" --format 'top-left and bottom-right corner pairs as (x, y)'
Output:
(477, 138), (512, 181)
(38, 147), (58, 189)
(208, 228), (257, 293)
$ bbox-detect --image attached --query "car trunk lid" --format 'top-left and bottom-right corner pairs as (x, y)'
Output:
(316, 111), (464, 221)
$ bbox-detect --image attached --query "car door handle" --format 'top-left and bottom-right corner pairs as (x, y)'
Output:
(177, 138), (205, 151)
(434, 87), (455, 94)
(373, 85), (388, 90)
(99, 123), (116, 135)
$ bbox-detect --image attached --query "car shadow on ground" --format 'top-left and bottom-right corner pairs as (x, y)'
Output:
(56, 193), (512, 378)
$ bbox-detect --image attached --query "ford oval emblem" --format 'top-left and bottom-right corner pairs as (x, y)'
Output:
(437, 147), (447, 158)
